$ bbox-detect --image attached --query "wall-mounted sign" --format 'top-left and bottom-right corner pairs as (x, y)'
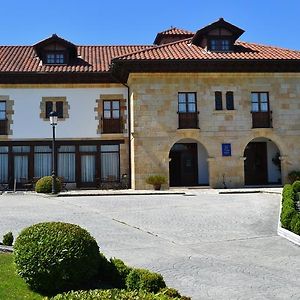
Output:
(222, 143), (231, 157)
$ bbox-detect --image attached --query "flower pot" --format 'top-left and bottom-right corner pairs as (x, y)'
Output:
(154, 184), (161, 190)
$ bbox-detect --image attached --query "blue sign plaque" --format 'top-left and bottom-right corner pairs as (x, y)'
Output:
(222, 143), (231, 157)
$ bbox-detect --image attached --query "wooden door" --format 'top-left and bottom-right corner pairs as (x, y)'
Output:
(169, 143), (198, 186)
(244, 142), (268, 185)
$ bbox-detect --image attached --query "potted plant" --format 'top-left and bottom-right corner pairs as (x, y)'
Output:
(146, 175), (167, 190)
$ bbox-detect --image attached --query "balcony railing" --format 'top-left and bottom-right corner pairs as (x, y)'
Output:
(102, 118), (122, 134)
(251, 111), (272, 128)
(0, 119), (7, 135)
(178, 112), (199, 129)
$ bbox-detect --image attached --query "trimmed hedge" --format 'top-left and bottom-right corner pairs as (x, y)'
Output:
(280, 184), (300, 234)
(292, 180), (300, 193)
(51, 289), (185, 300)
(126, 268), (166, 293)
(14, 222), (101, 294)
(35, 176), (61, 194)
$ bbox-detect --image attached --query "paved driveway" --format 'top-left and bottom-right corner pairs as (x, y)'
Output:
(0, 190), (299, 299)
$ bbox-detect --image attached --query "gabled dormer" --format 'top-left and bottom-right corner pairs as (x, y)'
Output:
(33, 34), (78, 65)
(191, 18), (245, 52)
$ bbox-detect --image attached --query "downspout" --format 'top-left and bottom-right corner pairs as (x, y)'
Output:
(110, 71), (132, 189)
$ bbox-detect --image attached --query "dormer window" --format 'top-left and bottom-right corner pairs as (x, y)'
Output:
(191, 18), (244, 53)
(46, 52), (65, 64)
(210, 39), (231, 51)
(33, 34), (78, 66)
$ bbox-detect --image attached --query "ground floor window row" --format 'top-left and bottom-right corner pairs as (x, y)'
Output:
(0, 141), (122, 187)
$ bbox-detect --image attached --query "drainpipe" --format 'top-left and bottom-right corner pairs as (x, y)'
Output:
(110, 71), (132, 189)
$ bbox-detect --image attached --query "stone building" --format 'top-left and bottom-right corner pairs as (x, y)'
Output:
(0, 18), (300, 189)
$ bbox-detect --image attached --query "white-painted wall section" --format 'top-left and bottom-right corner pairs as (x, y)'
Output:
(0, 87), (127, 139)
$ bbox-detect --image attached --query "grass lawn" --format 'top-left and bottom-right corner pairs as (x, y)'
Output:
(0, 253), (44, 300)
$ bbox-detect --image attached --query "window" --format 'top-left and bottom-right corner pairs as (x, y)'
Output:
(0, 101), (7, 135)
(46, 53), (65, 64)
(34, 146), (51, 178)
(177, 93), (198, 129)
(41, 97), (68, 121)
(178, 92), (196, 113)
(210, 39), (231, 51)
(0, 146), (8, 183)
(215, 91), (223, 110)
(58, 145), (76, 182)
(45, 101), (64, 118)
(100, 145), (119, 182)
(226, 92), (234, 110)
(102, 100), (121, 133)
(251, 92), (269, 112)
(251, 92), (271, 128)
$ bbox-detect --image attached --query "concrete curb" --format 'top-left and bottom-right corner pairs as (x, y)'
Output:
(277, 194), (300, 247)
(0, 245), (13, 253)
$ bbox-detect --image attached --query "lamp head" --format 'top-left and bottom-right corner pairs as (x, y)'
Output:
(49, 111), (58, 126)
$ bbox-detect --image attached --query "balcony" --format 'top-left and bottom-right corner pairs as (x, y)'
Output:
(251, 111), (272, 128)
(0, 119), (7, 135)
(102, 118), (122, 134)
(178, 112), (199, 129)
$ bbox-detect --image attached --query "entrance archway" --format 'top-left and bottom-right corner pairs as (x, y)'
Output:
(244, 138), (281, 185)
(169, 139), (209, 187)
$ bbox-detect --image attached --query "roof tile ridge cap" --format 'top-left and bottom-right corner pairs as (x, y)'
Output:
(113, 38), (193, 60)
(237, 40), (300, 52)
(159, 27), (194, 34)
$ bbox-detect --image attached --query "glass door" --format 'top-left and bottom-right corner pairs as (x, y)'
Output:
(79, 145), (97, 187)
(12, 146), (30, 188)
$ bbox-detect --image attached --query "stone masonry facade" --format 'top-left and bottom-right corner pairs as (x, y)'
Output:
(129, 73), (300, 189)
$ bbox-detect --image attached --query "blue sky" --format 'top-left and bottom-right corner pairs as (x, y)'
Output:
(1, 0), (300, 49)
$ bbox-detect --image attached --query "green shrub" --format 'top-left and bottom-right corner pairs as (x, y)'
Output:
(290, 214), (300, 235)
(35, 176), (61, 194)
(126, 268), (166, 293)
(14, 222), (101, 294)
(288, 171), (300, 183)
(280, 184), (299, 231)
(146, 175), (167, 186)
(159, 287), (182, 298)
(51, 289), (179, 300)
(110, 258), (133, 288)
(2, 231), (13, 246)
(292, 181), (300, 193)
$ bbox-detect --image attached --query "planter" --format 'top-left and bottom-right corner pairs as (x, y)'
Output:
(154, 184), (161, 191)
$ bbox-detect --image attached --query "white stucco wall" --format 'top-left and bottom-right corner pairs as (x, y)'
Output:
(0, 86), (127, 139)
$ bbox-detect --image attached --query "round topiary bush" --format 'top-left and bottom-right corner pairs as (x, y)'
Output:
(35, 176), (61, 194)
(292, 180), (300, 193)
(14, 222), (101, 294)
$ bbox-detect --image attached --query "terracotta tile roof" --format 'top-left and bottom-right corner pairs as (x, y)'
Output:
(0, 45), (151, 73)
(154, 27), (194, 45)
(156, 27), (194, 36)
(115, 39), (300, 61)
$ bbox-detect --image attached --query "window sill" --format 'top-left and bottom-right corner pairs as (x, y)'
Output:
(212, 110), (236, 114)
(177, 127), (200, 130)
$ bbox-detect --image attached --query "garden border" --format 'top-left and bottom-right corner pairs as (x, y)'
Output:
(277, 197), (300, 246)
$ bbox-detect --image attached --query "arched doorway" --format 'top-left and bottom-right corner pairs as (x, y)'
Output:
(244, 138), (281, 185)
(169, 139), (209, 187)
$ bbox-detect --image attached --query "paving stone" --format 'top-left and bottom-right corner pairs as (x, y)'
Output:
(0, 190), (299, 299)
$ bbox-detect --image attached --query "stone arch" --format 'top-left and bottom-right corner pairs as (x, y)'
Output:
(243, 137), (282, 185)
(168, 138), (209, 186)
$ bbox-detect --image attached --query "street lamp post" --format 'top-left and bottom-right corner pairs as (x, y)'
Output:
(49, 111), (58, 194)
